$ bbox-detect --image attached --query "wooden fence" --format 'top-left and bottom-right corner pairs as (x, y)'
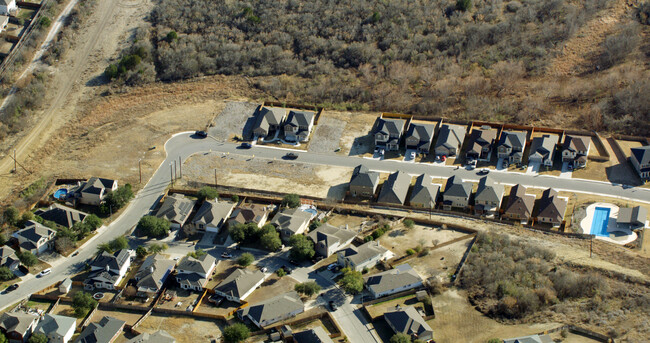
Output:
(539, 324), (615, 343)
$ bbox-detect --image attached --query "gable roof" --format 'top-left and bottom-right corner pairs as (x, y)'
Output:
(193, 200), (234, 227)
(537, 188), (567, 222)
(444, 176), (472, 199)
(377, 171), (412, 205)
(293, 327), (333, 343)
(238, 291), (304, 326)
(435, 124), (466, 152)
(339, 241), (388, 266)
(0, 312), (38, 336)
(617, 206), (647, 226)
(503, 334), (554, 343)
(350, 165), (380, 189)
(631, 145), (650, 167)
(405, 123), (435, 143)
(229, 204), (268, 225)
(259, 107), (285, 126)
(91, 249), (131, 271)
(0, 246), (19, 268)
(80, 177), (116, 195)
(14, 220), (56, 244)
(213, 268), (265, 299)
(505, 184), (535, 218)
(498, 131), (526, 150)
(35, 203), (88, 228)
(77, 316), (125, 343)
(376, 118), (406, 137)
(271, 208), (312, 234)
(135, 254), (175, 291)
(474, 177), (504, 204)
(410, 174), (440, 207)
(529, 135), (558, 160)
(177, 254), (215, 275)
(127, 330), (176, 343)
(286, 110), (315, 128)
(383, 306), (433, 339)
(156, 194), (195, 225)
(562, 135), (590, 153)
(34, 314), (76, 338)
(364, 264), (422, 295)
(307, 224), (356, 251)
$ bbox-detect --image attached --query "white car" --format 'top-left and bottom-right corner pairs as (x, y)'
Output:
(260, 267), (268, 273)
(410, 151), (416, 159)
(38, 269), (51, 277)
(221, 252), (233, 259)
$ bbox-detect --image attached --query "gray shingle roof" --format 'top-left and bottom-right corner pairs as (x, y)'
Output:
(238, 291), (304, 326)
(410, 174), (440, 207)
(474, 177), (504, 204)
(498, 131), (526, 150)
(286, 110), (315, 128)
(307, 224), (356, 252)
(529, 135), (558, 161)
(339, 241), (388, 266)
(135, 254), (175, 292)
(126, 330), (176, 343)
(435, 124), (466, 153)
(617, 206), (647, 226)
(350, 165), (380, 189)
(405, 123), (435, 144)
(631, 145), (650, 169)
(562, 135), (590, 153)
(34, 314), (76, 339)
(293, 327), (333, 343)
(192, 200), (233, 228)
(444, 176), (472, 199)
(505, 184), (535, 219)
(213, 268), (265, 299)
(0, 312), (38, 336)
(537, 188), (567, 223)
(377, 171), (412, 205)
(0, 246), (19, 269)
(383, 306), (433, 340)
(90, 249), (130, 272)
(80, 177), (116, 195)
(14, 220), (55, 245)
(156, 194), (196, 225)
(76, 316), (125, 343)
(376, 118), (406, 137)
(364, 264), (422, 295)
(177, 254), (215, 275)
(271, 208), (312, 234)
(35, 204), (88, 228)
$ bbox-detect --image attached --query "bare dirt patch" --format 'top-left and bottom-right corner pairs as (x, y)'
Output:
(309, 113), (347, 154)
(137, 314), (225, 343)
(245, 274), (298, 305)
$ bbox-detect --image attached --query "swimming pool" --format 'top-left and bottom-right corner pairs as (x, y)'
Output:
(53, 188), (68, 200)
(591, 207), (611, 237)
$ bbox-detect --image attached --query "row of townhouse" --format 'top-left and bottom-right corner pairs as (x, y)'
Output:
(251, 106), (316, 143)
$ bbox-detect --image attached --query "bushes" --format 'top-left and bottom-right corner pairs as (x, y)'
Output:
(197, 186), (218, 202)
(281, 194), (300, 208)
(72, 291), (97, 318)
(339, 268), (363, 294)
(100, 184), (134, 215)
(0, 267), (14, 281)
(18, 251), (38, 267)
(97, 236), (129, 254)
(289, 234), (315, 261)
(137, 216), (171, 238)
(600, 24), (641, 69)
(295, 281), (321, 297)
(237, 252), (254, 266)
(223, 323), (250, 343)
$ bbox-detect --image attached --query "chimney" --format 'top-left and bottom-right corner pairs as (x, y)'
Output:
(150, 266), (155, 274)
(105, 265), (110, 271)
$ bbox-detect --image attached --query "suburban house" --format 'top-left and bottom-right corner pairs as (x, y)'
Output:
(617, 206), (648, 229)
(175, 254), (216, 291)
(155, 194), (196, 229)
(349, 165), (380, 198)
(409, 174), (440, 208)
(12, 220), (56, 255)
(77, 177), (118, 206)
(377, 171), (412, 205)
(292, 327), (333, 343)
(536, 188), (567, 226)
(404, 122), (435, 154)
(364, 264), (423, 299)
(0, 312), (39, 343)
(442, 176), (472, 210)
(434, 124), (466, 157)
(59, 278), (72, 294)
(503, 184), (536, 223)
(237, 291), (304, 328)
(33, 314), (76, 343)
(466, 125), (498, 161)
(375, 118), (406, 151)
(630, 145), (650, 180)
(134, 254), (175, 297)
(497, 131), (527, 164)
(473, 177), (504, 217)
(271, 207), (313, 243)
(307, 223), (356, 257)
(0, 246), (20, 272)
(384, 306), (434, 342)
(126, 331), (175, 343)
(252, 107), (286, 138)
(528, 135), (558, 167)
(228, 204), (270, 228)
(213, 268), (265, 303)
(34, 204), (88, 228)
(337, 241), (390, 271)
(76, 316), (125, 343)
(562, 135), (591, 168)
(84, 249), (132, 291)
(0, 15), (9, 33)
(284, 110), (316, 142)
(192, 200), (234, 233)
(0, 0), (17, 15)
(503, 334), (553, 343)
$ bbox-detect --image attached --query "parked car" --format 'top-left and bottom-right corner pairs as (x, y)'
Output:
(240, 143), (252, 149)
(260, 266), (268, 273)
(477, 169), (489, 175)
(285, 152), (298, 160)
(329, 301), (337, 311)
(502, 160), (509, 169)
(221, 252), (233, 259)
(195, 130), (208, 138)
(38, 269), (51, 277)
(441, 155), (447, 162)
(327, 263), (338, 271)
(5, 284), (19, 292)
(567, 163), (574, 171)
(410, 151), (416, 159)
(71, 251), (79, 257)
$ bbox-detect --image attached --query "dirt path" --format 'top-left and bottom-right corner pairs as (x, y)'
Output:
(551, 1), (630, 76)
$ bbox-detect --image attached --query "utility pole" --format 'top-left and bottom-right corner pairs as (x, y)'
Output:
(170, 163), (174, 187)
(429, 199), (432, 220)
(13, 149), (16, 173)
(179, 156), (182, 178)
(138, 159), (142, 184)
(214, 168), (217, 186)
(173, 160), (177, 180)
(590, 236), (593, 258)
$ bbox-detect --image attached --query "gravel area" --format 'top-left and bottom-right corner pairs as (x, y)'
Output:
(209, 101), (260, 141)
(308, 115), (346, 153)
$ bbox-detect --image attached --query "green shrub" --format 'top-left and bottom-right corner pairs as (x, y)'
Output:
(406, 249), (415, 256)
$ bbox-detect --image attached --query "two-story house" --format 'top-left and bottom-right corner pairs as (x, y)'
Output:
(34, 314), (76, 343)
(503, 184), (536, 223)
(497, 131), (527, 164)
(374, 118), (406, 151)
(307, 224), (356, 257)
(135, 254), (175, 297)
(536, 188), (567, 227)
(77, 177), (118, 206)
(271, 208), (313, 243)
(376, 171), (411, 206)
(213, 268), (265, 303)
(191, 200), (234, 233)
(466, 126), (498, 162)
(284, 110), (316, 142)
(12, 220), (56, 255)
(0, 246), (20, 273)
(175, 254), (216, 291)
(630, 145), (650, 180)
(409, 174), (440, 208)
(84, 249), (132, 290)
(442, 176), (472, 210)
(363, 264), (423, 299)
(0, 312), (39, 343)
(337, 241), (390, 271)
(528, 135), (558, 167)
(349, 165), (380, 198)
(473, 177), (504, 217)
(404, 123), (435, 154)
(562, 135), (591, 168)
(155, 194), (196, 229)
(252, 107), (286, 138)
(237, 291), (304, 329)
(434, 124), (466, 157)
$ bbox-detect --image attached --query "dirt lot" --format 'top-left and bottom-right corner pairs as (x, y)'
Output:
(137, 314), (226, 343)
(572, 138), (639, 184)
(245, 274), (298, 305)
(326, 213), (371, 230)
(309, 112), (346, 154)
(91, 308), (144, 326)
(338, 112), (379, 156)
(431, 289), (560, 343)
(181, 152), (353, 200)
(365, 294), (430, 320)
(156, 289), (200, 311)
